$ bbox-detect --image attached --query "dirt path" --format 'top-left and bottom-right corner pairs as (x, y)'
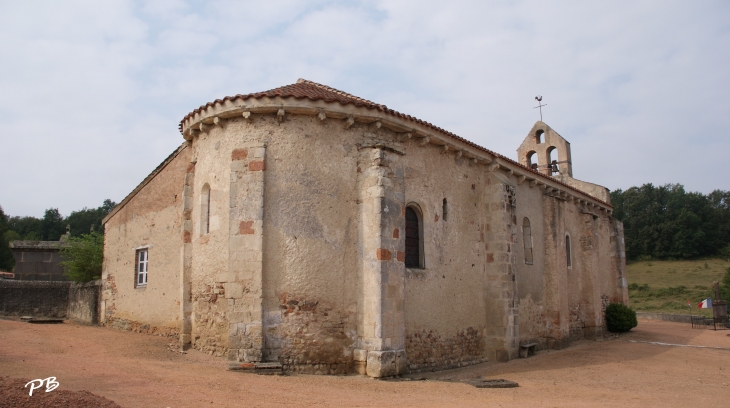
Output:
(1, 318), (728, 407)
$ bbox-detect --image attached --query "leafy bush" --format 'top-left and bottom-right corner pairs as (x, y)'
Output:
(720, 244), (730, 261)
(60, 232), (103, 282)
(605, 303), (638, 333)
(628, 283), (649, 292)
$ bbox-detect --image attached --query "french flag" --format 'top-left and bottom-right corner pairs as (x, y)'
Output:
(698, 298), (713, 309)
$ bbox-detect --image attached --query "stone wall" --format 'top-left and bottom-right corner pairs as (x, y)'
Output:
(0, 280), (71, 317)
(276, 293), (355, 375)
(636, 312), (692, 323)
(10, 247), (67, 281)
(0, 279), (101, 324)
(405, 327), (487, 372)
(102, 144), (190, 334)
(103, 86), (629, 377)
(68, 280), (102, 324)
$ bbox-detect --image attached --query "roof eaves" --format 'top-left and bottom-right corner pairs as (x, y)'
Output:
(177, 79), (611, 207)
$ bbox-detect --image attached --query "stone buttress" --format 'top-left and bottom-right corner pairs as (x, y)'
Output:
(483, 180), (520, 361)
(354, 147), (408, 377)
(227, 144), (267, 362)
(180, 159), (195, 349)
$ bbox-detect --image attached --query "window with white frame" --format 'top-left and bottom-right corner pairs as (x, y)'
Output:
(135, 248), (148, 287)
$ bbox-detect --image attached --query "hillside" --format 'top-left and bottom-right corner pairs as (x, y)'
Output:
(626, 258), (729, 317)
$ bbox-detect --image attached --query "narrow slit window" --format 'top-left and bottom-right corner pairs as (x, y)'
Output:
(566, 235), (572, 267)
(442, 198), (448, 222)
(201, 184), (211, 235)
(206, 188), (211, 234)
(405, 206), (423, 268)
(523, 218), (533, 265)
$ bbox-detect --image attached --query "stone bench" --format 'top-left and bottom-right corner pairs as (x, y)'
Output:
(519, 342), (537, 358)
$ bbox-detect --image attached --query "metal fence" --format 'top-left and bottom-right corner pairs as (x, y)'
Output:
(690, 316), (730, 330)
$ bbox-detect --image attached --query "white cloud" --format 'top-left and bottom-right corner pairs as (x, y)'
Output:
(1, 0), (728, 217)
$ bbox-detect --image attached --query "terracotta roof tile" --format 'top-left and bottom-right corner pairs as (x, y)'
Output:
(178, 79), (611, 207)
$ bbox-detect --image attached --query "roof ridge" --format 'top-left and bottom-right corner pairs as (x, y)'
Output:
(296, 78), (387, 110)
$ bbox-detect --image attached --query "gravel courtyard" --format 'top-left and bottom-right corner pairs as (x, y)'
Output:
(0, 318), (728, 407)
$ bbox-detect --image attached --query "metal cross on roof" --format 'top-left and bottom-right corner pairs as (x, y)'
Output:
(534, 96), (547, 121)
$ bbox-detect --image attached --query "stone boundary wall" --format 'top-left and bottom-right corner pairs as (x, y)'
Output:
(0, 280), (70, 318)
(0, 279), (102, 324)
(636, 312), (692, 324)
(67, 281), (102, 324)
(106, 317), (180, 337)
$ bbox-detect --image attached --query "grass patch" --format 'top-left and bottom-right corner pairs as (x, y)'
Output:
(627, 258), (729, 317)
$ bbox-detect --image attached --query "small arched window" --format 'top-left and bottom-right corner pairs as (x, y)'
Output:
(527, 151), (538, 170)
(201, 184), (211, 235)
(547, 146), (559, 176)
(535, 130), (544, 144)
(523, 217), (533, 265)
(405, 205), (423, 268)
(566, 235), (572, 267)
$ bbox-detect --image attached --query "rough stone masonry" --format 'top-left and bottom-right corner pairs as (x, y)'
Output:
(100, 79), (628, 377)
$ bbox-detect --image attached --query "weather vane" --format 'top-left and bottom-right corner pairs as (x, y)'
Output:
(534, 96), (547, 121)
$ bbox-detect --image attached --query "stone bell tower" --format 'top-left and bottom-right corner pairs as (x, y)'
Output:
(516, 121), (573, 177)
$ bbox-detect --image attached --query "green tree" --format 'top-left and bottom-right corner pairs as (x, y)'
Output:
(7, 215), (43, 240)
(41, 208), (66, 241)
(65, 199), (117, 237)
(60, 232), (104, 282)
(3, 230), (20, 243)
(0, 206), (14, 271)
(611, 184), (730, 260)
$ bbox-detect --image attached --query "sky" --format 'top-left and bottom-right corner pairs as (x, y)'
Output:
(1, 0), (728, 218)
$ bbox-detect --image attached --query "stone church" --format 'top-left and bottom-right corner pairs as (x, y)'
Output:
(101, 79), (628, 377)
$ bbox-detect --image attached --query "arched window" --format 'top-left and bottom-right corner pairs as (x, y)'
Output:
(566, 235), (572, 267)
(523, 217), (533, 265)
(547, 146), (559, 176)
(201, 184), (211, 235)
(527, 151), (538, 170)
(535, 130), (544, 144)
(405, 205), (423, 268)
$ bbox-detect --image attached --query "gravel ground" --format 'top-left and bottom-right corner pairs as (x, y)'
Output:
(0, 376), (120, 408)
(0, 317), (728, 407)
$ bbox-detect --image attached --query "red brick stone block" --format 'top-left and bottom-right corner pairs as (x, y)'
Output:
(486, 253), (494, 263)
(376, 248), (392, 261)
(249, 161), (265, 171)
(183, 231), (191, 243)
(396, 251), (405, 262)
(392, 228), (399, 238)
(231, 148), (248, 161)
(239, 221), (255, 235)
